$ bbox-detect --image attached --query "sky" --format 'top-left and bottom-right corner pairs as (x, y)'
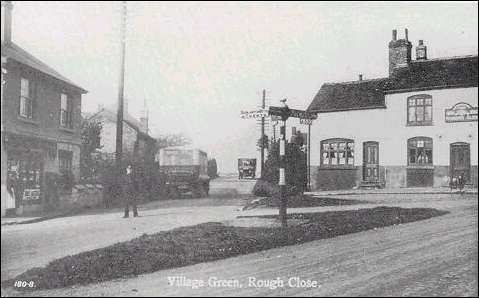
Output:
(4, 1), (478, 173)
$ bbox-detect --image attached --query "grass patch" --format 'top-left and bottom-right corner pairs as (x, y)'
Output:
(245, 194), (368, 209)
(9, 206), (447, 290)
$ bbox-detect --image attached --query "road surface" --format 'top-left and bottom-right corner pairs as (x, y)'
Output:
(1, 177), (477, 296)
(1, 175), (256, 282)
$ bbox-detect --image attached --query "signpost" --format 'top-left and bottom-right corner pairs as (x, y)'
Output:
(240, 90), (269, 177)
(269, 101), (316, 228)
(240, 109), (269, 119)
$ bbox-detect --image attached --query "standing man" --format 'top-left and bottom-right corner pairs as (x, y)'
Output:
(123, 164), (139, 218)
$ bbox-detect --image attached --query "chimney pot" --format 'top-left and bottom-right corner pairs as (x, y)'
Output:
(3, 1), (13, 44)
(392, 29), (397, 41)
(416, 39), (427, 60)
(358, 74), (363, 81)
(405, 28), (409, 41)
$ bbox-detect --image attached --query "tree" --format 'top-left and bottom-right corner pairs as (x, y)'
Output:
(80, 119), (103, 182)
(208, 158), (218, 179)
(258, 139), (307, 195)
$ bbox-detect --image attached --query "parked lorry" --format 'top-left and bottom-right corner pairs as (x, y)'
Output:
(157, 146), (210, 198)
(238, 158), (257, 179)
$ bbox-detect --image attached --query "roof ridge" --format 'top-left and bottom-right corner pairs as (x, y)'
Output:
(323, 77), (389, 86)
(411, 54), (478, 63)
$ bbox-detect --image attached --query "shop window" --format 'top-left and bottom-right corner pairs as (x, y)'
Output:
(321, 139), (354, 167)
(7, 153), (43, 205)
(408, 137), (433, 165)
(60, 93), (73, 128)
(407, 94), (432, 126)
(19, 77), (35, 119)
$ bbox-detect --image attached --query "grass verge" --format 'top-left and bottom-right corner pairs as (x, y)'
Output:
(9, 206), (447, 290)
(244, 194), (368, 210)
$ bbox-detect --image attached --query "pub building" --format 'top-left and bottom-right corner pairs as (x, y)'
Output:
(1, 1), (87, 215)
(307, 29), (478, 190)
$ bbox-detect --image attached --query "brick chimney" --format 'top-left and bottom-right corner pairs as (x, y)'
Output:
(416, 40), (427, 60)
(2, 1), (13, 44)
(388, 28), (412, 76)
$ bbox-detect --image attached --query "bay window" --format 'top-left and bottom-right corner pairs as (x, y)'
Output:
(321, 139), (354, 167)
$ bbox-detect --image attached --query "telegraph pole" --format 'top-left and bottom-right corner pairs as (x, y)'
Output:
(260, 89), (266, 178)
(307, 123), (311, 191)
(115, 1), (127, 177)
(278, 99), (288, 228)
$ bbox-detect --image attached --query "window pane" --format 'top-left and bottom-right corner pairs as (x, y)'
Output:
(425, 106), (432, 122)
(424, 97), (432, 105)
(331, 154), (337, 164)
(21, 78), (29, 97)
(322, 152), (329, 165)
(348, 150), (354, 165)
(416, 106), (424, 122)
(331, 143), (338, 152)
(409, 149), (416, 164)
(61, 94), (67, 110)
(416, 98), (423, 105)
(417, 148), (425, 163)
(425, 149), (432, 164)
(339, 151), (346, 165)
(339, 142), (346, 151)
(20, 97), (27, 117)
(408, 98), (415, 106)
(408, 107), (416, 122)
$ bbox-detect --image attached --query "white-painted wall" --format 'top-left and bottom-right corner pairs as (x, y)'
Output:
(310, 87), (478, 167)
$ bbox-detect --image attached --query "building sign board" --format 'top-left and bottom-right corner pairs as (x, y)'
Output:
(445, 103), (478, 123)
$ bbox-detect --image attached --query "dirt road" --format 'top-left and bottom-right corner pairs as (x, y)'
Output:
(1, 178), (477, 297)
(1, 176), (256, 282)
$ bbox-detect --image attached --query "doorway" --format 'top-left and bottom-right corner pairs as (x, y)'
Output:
(363, 141), (379, 182)
(450, 142), (470, 183)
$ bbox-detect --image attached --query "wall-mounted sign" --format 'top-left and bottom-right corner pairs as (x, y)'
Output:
(445, 103), (478, 123)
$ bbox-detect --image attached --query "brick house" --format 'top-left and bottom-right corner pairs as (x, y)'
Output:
(1, 2), (87, 215)
(307, 29), (478, 190)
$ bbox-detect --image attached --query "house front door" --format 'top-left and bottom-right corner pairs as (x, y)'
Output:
(363, 142), (379, 182)
(450, 142), (470, 183)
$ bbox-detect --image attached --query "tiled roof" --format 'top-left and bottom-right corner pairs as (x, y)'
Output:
(1, 41), (87, 93)
(386, 55), (478, 92)
(308, 55), (478, 113)
(308, 78), (389, 112)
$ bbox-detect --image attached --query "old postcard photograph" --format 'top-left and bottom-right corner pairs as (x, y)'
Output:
(1, 1), (478, 297)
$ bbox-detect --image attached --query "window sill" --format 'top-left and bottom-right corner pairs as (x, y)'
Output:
(58, 127), (75, 134)
(406, 122), (434, 127)
(407, 165), (434, 170)
(17, 116), (39, 126)
(319, 165), (356, 170)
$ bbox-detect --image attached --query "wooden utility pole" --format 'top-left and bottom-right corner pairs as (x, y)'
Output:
(307, 123), (311, 191)
(115, 1), (127, 176)
(278, 99), (288, 228)
(260, 89), (266, 178)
